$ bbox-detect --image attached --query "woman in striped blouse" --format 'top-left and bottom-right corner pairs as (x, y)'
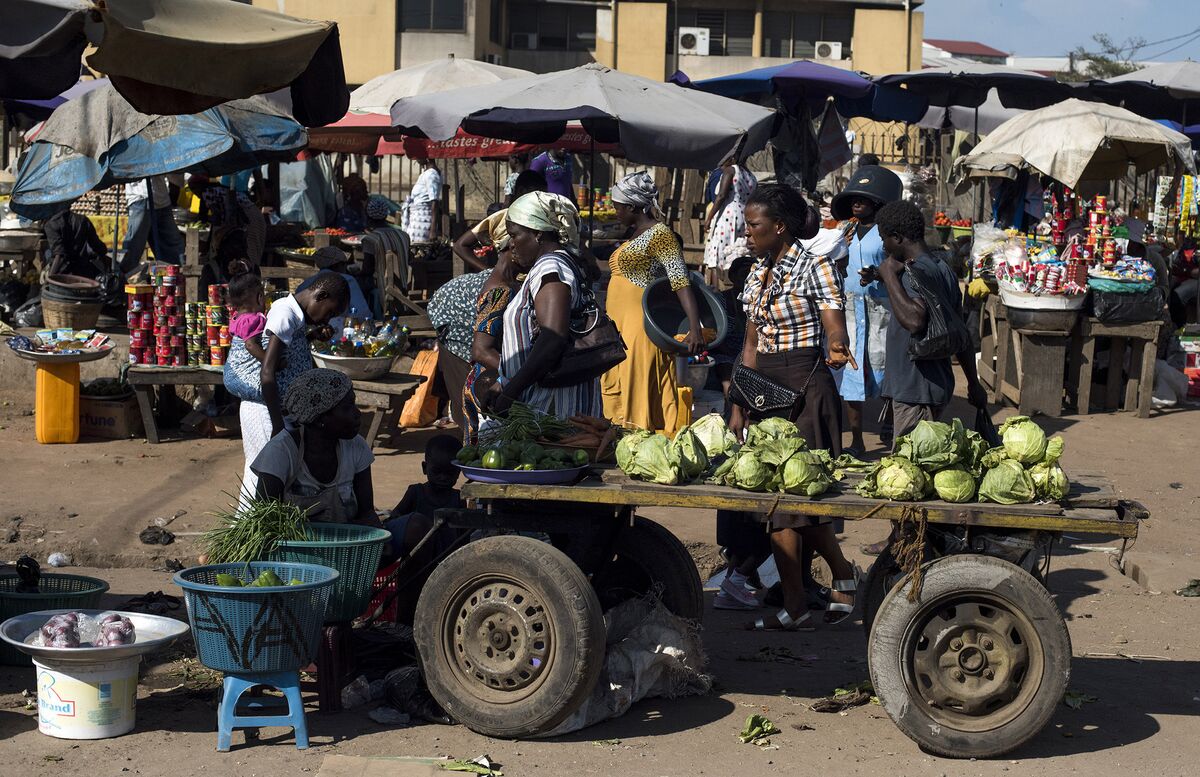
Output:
(731, 184), (861, 632)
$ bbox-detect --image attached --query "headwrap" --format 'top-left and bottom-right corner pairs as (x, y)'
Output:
(284, 368), (352, 425)
(506, 192), (581, 252)
(366, 196), (391, 221)
(611, 171), (663, 219)
(313, 245), (349, 270)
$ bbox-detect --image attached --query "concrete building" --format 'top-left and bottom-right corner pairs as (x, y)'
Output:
(259, 1), (924, 87)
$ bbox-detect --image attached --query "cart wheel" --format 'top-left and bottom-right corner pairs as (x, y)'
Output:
(868, 554), (1071, 759)
(414, 535), (605, 738)
(591, 516), (704, 622)
(860, 546), (901, 639)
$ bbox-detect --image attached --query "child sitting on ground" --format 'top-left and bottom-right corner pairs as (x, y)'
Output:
(385, 434), (462, 561)
(227, 260), (268, 363)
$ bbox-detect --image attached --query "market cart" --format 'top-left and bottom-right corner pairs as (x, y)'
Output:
(413, 467), (1145, 758)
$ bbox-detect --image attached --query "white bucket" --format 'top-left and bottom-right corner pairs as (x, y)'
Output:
(33, 656), (139, 739)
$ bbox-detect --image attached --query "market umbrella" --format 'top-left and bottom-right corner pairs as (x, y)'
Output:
(1080, 60), (1200, 125)
(308, 55), (534, 155)
(950, 98), (1195, 192)
(877, 64), (1073, 110)
(350, 55), (532, 114)
(918, 88), (1024, 135)
(389, 63), (776, 169)
(687, 61), (927, 123)
(11, 83), (307, 219)
(0, 0), (348, 126)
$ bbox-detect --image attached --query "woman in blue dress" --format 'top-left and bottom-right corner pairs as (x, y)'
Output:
(830, 165), (903, 456)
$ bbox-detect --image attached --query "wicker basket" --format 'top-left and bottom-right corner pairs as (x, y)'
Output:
(42, 297), (103, 330)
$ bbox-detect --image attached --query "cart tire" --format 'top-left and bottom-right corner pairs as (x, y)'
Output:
(861, 546), (901, 639)
(414, 535), (605, 738)
(868, 554), (1071, 759)
(591, 516), (704, 622)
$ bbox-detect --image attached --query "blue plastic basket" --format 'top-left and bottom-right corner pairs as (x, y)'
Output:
(269, 523), (391, 623)
(174, 562), (338, 673)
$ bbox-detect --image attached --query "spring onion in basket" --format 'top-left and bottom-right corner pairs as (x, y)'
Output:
(201, 498), (310, 564)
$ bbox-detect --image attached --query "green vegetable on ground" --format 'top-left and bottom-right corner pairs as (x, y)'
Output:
(738, 713), (781, 744)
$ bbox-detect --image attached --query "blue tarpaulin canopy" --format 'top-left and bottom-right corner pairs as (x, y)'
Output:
(686, 61), (928, 123)
(12, 83), (307, 220)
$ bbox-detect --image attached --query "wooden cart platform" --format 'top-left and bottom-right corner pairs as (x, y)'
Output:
(461, 468), (1143, 538)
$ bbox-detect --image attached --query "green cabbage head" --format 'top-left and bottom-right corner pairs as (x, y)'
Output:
(780, 451), (833, 497)
(671, 428), (710, 480)
(857, 456), (928, 501)
(932, 468), (977, 503)
(998, 415), (1048, 464)
(1030, 461), (1069, 500)
(685, 413), (736, 458)
(978, 459), (1036, 504)
(897, 419), (966, 470)
(619, 432), (681, 485)
(733, 450), (773, 491)
(745, 417), (803, 447)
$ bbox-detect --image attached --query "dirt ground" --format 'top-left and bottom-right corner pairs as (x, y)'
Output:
(0, 385), (1198, 777)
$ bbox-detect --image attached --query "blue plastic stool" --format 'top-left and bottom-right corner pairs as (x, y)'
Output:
(217, 671), (308, 751)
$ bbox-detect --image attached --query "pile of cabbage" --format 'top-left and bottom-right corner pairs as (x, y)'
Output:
(855, 416), (1068, 505)
(616, 414), (848, 497)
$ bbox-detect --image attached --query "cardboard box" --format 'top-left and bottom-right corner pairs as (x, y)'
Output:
(79, 394), (144, 440)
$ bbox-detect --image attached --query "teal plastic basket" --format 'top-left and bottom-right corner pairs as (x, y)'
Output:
(269, 523), (391, 623)
(174, 562), (338, 673)
(0, 573), (109, 666)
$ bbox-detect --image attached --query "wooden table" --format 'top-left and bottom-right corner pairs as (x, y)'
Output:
(126, 366), (424, 444)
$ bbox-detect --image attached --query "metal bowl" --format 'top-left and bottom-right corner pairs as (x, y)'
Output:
(311, 350), (399, 380)
(0, 609), (189, 665)
(1005, 307), (1080, 334)
(455, 463), (590, 485)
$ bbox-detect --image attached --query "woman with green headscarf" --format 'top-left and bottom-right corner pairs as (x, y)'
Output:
(476, 191), (601, 421)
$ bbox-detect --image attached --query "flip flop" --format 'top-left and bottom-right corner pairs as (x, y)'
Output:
(746, 609), (814, 632)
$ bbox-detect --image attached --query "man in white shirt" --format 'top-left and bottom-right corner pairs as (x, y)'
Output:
(120, 175), (185, 276)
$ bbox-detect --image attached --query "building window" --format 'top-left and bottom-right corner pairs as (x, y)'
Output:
(490, 0), (502, 44)
(671, 9), (755, 57)
(760, 10), (853, 58)
(398, 0), (465, 32)
(508, 1), (595, 51)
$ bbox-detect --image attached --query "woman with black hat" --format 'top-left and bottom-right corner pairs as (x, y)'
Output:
(829, 165), (903, 457)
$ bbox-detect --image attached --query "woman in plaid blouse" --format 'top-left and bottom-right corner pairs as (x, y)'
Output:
(730, 184), (862, 632)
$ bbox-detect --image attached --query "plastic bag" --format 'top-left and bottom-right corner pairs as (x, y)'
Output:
(1090, 287), (1165, 325)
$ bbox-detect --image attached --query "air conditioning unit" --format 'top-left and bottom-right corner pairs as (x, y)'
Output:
(815, 41), (844, 60)
(678, 27), (710, 56)
(510, 32), (538, 50)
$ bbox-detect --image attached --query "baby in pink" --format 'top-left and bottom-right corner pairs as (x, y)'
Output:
(227, 262), (268, 363)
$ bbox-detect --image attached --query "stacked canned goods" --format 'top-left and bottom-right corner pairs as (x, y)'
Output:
(204, 283), (232, 366)
(125, 284), (155, 365)
(125, 264), (187, 366)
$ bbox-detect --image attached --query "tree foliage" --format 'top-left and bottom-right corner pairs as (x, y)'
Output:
(1058, 34), (1145, 82)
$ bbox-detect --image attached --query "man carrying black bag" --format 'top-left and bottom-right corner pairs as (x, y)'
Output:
(869, 200), (988, 439)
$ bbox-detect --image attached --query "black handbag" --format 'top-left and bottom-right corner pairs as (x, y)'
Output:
(905, 262), (973, 361)
(728, 359), (820, 420)
(539, 254), (627, 388)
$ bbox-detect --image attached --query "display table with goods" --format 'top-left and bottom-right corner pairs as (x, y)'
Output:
(6, 329), (116, 443)
(971, 194), (1167, 417)
(405, 411), (1146, 758)
(127, 367), (424, 445)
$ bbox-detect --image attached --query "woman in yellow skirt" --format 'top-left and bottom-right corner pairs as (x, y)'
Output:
(601, 172), (704, 432)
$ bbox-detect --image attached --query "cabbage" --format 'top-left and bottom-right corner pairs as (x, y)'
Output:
(619, 432), (681, 485)
(980, 446), (1011, 470)
(745, 418), (803, 447)
(1030, 461), (1069, 500)
(685, 414), (736, 458)
(897, 419), (966, 470)
(780, 451), (833, 496)
(856, 456), (928, 501)
(963, 430), (991, 476)
(616, 430), (653, 473)
(754, 437), (806, 468)
(932, 468), (977, 503)
(732, 450), (772, 491)
(977, 459), (1036, 504)
(671, 428), (710, 480)
(1042, 436), (1064, 465)
(998, 415), (1048, 464)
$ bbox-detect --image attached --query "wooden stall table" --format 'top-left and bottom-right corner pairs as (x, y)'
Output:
(1070, 318), (1162, 418)
(977, 295), (1076, 417)
(127, 366), (425, 445)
